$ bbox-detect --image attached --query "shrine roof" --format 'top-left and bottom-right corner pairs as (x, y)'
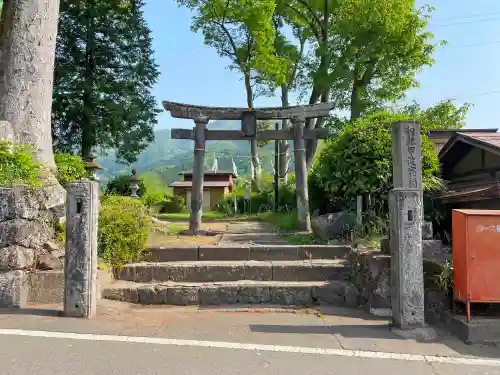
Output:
(169, 181), (231, 188)
(180, 171), (237, 177)
(440, 181), (500, 203)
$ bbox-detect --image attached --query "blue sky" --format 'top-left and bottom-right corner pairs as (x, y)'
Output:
(143, 0), (500, 130)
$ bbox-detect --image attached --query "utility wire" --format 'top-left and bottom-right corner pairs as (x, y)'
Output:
(433, 16), (500, 28)
(172, 38), (500, 54)
(431, 10), (500, 22)
(448, 40), (500, 48)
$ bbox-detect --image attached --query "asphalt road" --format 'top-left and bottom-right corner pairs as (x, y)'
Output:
(0, 334), (498, 375)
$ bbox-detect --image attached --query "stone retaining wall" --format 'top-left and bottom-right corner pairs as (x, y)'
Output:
(349, 240), (452, 316)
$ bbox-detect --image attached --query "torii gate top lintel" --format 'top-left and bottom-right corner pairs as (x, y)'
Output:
(162, 101), (335, 121)
(162, 100), (328, 235)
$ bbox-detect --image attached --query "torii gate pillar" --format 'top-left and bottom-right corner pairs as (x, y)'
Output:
(292, 116), (311, 231)
(190, 116), (209, 235)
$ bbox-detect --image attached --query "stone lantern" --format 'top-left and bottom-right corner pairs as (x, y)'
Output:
(129, 169), (140, 198)
(84, 154), (103, 182)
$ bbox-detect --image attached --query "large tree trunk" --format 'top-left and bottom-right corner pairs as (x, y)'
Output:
(279, 84), (291, 183)
(0, 0), (60, 170)
(244, 72), (261, 191)
(0, 0), (64, 308)
(305, 90), (329, 169)
(81, 0), (96, 159)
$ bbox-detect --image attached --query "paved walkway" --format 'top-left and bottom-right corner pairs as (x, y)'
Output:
(0, 301), (499, 374)
(218, 221), (288, 245)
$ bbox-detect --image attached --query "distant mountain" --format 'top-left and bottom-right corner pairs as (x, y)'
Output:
(97, 120), (290, 185)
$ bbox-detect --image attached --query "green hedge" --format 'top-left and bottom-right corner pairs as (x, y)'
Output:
(158, 195), (185, 213)
(98, 196), (150, 268)
(0, 141), (40, 187)
(54, 153), (88, 186)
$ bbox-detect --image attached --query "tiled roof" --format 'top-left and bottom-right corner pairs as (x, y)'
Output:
(457, 132), (500, 149)
(439, 131), (500, 159)
(169, 181), (230, 188)
(440, 181), (500, 202)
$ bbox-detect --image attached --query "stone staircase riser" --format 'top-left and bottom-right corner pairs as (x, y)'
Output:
(117, 263), (351, 283)
(143, 245), (351, 262)
(103, 283), (359, 307)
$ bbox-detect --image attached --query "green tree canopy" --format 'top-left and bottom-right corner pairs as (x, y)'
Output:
(401, 99), (472, 131)
(52, 0), (160, 163)
(262, 0), (440, 167)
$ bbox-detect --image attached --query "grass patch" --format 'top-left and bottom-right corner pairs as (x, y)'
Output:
(281, 234), (328, 245)
(148, 220), (189, 247)
(352, 236), (383, 249)
(157, 211), (262, 221)
(258, 211), (298, 232)
(157, 211), (229, 221)
(164, 223), (186, 235)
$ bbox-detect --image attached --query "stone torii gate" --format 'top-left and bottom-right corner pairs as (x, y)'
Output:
(163, 101), (334, 234)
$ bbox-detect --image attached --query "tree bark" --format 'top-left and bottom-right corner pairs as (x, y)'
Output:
(0, 0), (64, 308)
(81, 0), (96, 159)
(305, 90), (329, 169)
(0, 0), (61, 169)
(350, 83), (362, 122)
(303, 0), (330, 169)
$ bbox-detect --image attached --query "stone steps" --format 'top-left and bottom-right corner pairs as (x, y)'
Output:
(116, 260), (350, 283)
(143, 244), (351, 262)
(102, 280), (359, 307)
(102, 244), (357, 307)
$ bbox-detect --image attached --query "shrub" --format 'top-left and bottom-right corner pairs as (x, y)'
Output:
(436, 259), (454, 296)
(158, 195), (185, 213)
(105, 174), (147, 197)
(140, 191), (164, 209)
(98, 196), (150, 268)
(0, 141), (40, 187)
(54, 153), (88, 186)
(218, 180), (297, 216)
(278, 180), (296, 210)
(310, 110), (441, 215)
(218, 191), (273, 214)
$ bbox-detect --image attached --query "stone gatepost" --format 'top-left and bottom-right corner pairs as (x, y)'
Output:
(389, 120), (425, 329)
(64, 181), (99, 318)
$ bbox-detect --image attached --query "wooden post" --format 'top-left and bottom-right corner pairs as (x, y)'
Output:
(189, 116), (208, 235)
(292, 117), (311, 231)
(356, 195), (363, 229)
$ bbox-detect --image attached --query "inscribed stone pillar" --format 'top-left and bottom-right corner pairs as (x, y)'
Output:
(64, 181), (99, 318)
(391, 121), (422, 190)
(189, 117), (208, 235)
(292, 116), (311, 232)
(389, 120), (424, 329)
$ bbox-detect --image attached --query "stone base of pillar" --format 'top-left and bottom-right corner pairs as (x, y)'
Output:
(389, 188), (425, 329)
(0, 185), (62, 308)
(0, 270), (28, 308)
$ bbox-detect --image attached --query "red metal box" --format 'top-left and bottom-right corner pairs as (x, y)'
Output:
(452, 209), (500, 321)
